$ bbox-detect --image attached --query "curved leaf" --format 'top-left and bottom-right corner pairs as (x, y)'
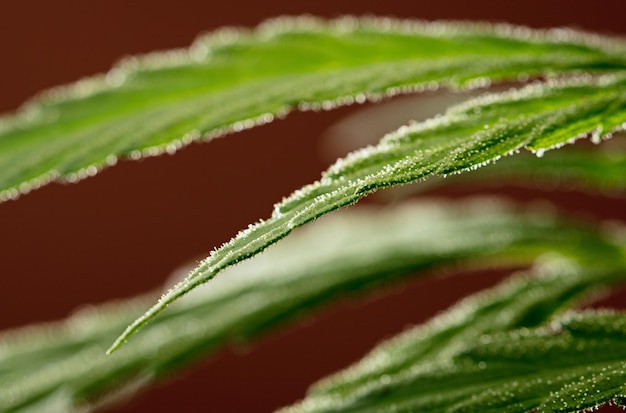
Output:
(284, 265), (626, 413)
(2, 17), (626, 201)
(2, 200), (623, 411)
(110, 73), (626, 352)
(381, 145), (626, 200)
(321, 93), (626, 196)
(468, 144), (626, 192)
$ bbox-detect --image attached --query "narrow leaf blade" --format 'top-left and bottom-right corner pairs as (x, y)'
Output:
(110, 74), (626, 352)
(284, 266), (626, 413)
(2, 17), (626, 200)
(2, 200), (622, 411)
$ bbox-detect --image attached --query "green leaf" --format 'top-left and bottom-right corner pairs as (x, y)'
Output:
(381, 144), (626, 200)
(2, 200), (622, 412)
(469, 143), (626, 192)
(319, 87), (626, 195)
(283, 264), (626, 413)
(110, 72), (626, 353)
(2, 17), (626, 201)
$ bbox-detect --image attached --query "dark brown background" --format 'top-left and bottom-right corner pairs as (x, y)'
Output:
(1, 1), (625, 412)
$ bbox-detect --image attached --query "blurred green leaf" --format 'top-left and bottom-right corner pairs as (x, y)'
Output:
(285, 263), (626, 413)
(2, 200), (623, 412)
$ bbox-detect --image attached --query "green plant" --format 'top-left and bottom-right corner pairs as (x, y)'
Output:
(1, 15), (626, 412)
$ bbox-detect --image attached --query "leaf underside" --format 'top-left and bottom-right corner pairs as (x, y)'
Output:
(1, 200), (625, 412)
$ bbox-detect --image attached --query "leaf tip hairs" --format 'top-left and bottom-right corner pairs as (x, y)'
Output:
(106, 282), (186, 354)
(105, 306), (154, 355)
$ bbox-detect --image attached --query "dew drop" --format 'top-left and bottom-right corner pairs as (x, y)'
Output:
(18, 182), (31, 195)
(321, 100), (335, 111)
(8, 188), (19, 200)
(591, 129), (602, 145)
(66, 173), (79, 183)
(105, 68), (126, 88)
(260, 113), (274, 124)
(272, 205), (284, 218)
(232, 121), (245, 132)
(86, 165), (98, 177)
(535, 148), (545, 158)
(189, 43), (209, 61)
(106, 155), (118, 166)
(355, 93), (367, 104)
(166, 144), (178, 155)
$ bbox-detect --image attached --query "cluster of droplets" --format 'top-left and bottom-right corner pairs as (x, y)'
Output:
(116, 103), (287, 169)
(249, 14), (626, 57)
(297, 94), (368, 112)
(295, 80), (444, 118)
(64, 165), (99, 184)
(541, 364), (626, 413)
(0, 171), (61, 202)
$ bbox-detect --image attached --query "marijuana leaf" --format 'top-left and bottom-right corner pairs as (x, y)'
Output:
(2, 200), (622, 412)
(110, 73), (626, 352)
(2, 17), (626, 201)
(3, 15), (626, 413)
(284, 263), (626, 413)
(469, 145), (626, 192)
